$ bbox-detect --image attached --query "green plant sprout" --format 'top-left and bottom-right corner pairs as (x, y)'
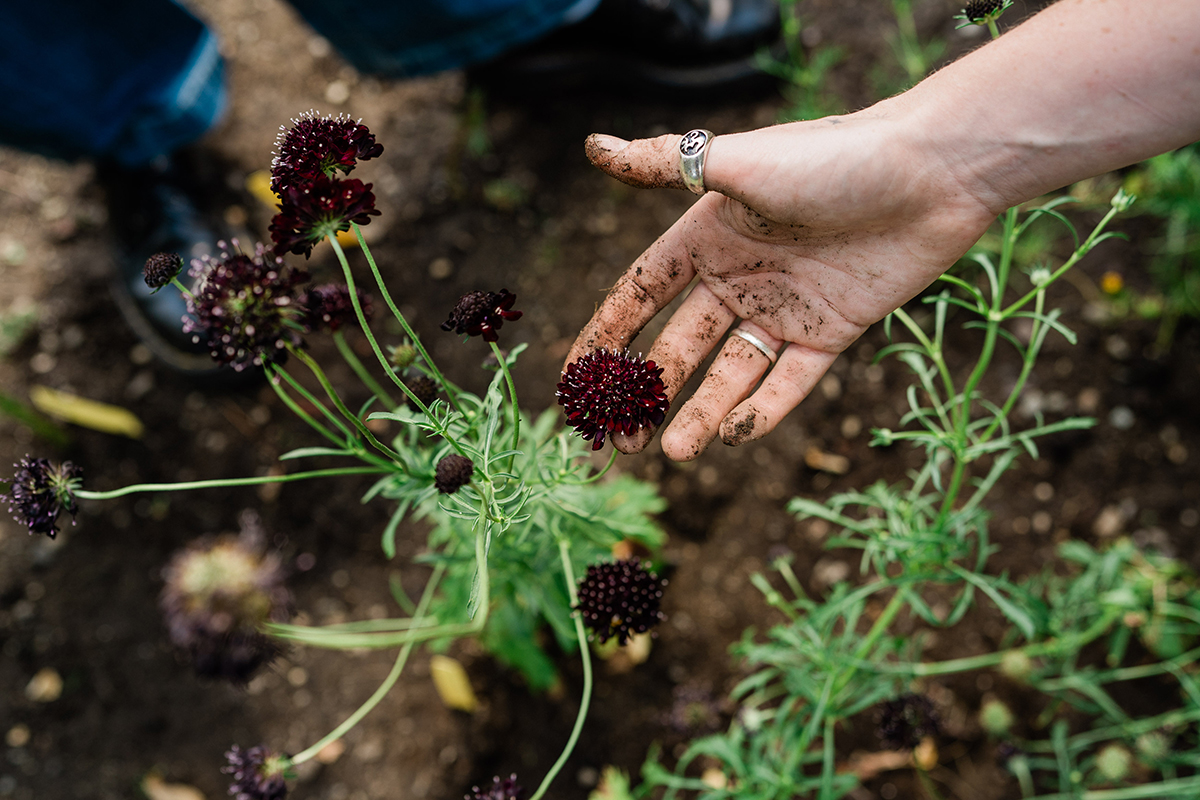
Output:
(758, 0), (844, 123)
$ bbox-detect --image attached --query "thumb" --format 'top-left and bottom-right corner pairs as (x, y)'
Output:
(587, 132), (729, 193)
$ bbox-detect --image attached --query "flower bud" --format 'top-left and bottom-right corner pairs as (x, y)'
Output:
(979, 699), (1014, 736)
(1095, 743), (1132, 782)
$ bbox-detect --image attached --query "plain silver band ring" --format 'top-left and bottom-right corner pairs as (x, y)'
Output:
(732, 328), (778, 364)
(679, 129), (714, 195)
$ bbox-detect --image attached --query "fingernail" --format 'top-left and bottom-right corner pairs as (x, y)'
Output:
(584, 133), (627, 162)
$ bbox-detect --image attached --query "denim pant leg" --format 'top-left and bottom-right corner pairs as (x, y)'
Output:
(286, 0), (596, 77)
(0, 1), (226, 166)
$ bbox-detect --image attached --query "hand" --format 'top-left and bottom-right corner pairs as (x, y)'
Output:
(565, 112), (1000, 461)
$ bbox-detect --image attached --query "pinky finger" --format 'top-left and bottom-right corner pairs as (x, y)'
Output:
(717, 344), (839, 447)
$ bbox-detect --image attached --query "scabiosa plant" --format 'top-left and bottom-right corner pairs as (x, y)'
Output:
(877, 693), (940, 750)
(143, 251), (184, 290)
(404, 375), (438, 410)
(955, 0), (1013, 32)
(466, 774), (524, 800)
(556, 348), (670, 451)
(440, 289), (523, 343)
(270, 175), (380, 259)
(300, 283), (372, 334)
(435, 454), (475, 494)
(271, 110), (384, 194)
(574, 558), (666, 645)
(2, 456), (83, 538)
(160, 519), (290, 683)
(223, 744), (290, 800)
(184, 241), (307, 370)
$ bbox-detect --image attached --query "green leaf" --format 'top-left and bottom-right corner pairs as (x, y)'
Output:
(279, 446), (355, 460)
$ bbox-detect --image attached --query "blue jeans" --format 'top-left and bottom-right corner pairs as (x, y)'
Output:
(0, 0), (589, 167)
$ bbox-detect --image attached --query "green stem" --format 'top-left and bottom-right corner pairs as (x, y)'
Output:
(264, 364), (345, 447)
(289, 562), (446, 766)
(76, 466), (388, 500)
(272, 362), (355, 440)
(561, 448), (618, 486)
(333, 329), (396, 408)
(168, 276), (194, 300)
(490, 340), (521, 472)
(529, 541), (594, 800)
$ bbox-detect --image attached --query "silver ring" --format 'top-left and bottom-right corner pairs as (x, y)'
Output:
(679, 129), (714, 195)
(731, 328), (778, 363)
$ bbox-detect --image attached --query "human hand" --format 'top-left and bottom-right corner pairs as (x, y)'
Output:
(566, 113), (1001, 460)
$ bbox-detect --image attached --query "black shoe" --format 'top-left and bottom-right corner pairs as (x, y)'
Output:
(470, 0), (784, 97)
(100, 154), (241, 376)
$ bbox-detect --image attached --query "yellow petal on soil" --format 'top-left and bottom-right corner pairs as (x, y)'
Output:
(29, 385), (144, 439)
(803, 445), (850, 475)
(25, 667), (62, 702)
(141, 773), (207, 800)
(913, 737), (939, 771)
(700, 769), (728, 790)
(429, 654), (478, 712)
(246, 169), (280, 210)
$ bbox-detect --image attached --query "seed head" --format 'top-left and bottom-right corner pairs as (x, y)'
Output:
(877, 693), (940, 750)
(300, 283), (371, 333)
(160, 513), (290, 683)
(435, 454), (475, 494)
(270, 175), (380, 259)
(223, 744), (290, 800)
(556, 348), (670, 451)
(441, 289), (523, 343)
(389, 343), (418, 369)
(143, 252), (184, 290)
(184, 241), (307, 370)
(466, 774), (524, 800)
(574, 558), (666, 645)
(405, 376), (439, 410)
(957, 0), (1011, 25)
(2, 457), (83, 538)
(271, 110), (383, 194)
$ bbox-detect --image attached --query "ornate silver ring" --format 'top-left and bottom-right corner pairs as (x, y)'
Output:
(679, 129), (714, 195)
(731, 328), (778, 364)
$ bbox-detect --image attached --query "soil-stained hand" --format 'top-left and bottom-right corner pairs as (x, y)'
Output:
(566, 116), (999, 461)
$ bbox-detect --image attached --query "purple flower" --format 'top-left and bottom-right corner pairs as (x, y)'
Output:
(223, 744), (289, 800)
(440, 290), (522, 343)
(271, 110), (383, 194)
(270, 175), (380, 259)
(574, 558), (666, 645)
(434, 454), (475, 494)
(2, 457), (83, 538)
(300, 283), (371, 333)
(160, 514), (290, 683)
(556, 348), (670, 451)
(184, 242), (307, 371)
(466, 774), (524, 800)
(143, 252), (183, 290)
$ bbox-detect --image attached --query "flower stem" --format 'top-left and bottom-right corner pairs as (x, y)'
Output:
(264, 364), (346, 447)
(333, 329), (396, 408)
(489, 341), (521, 472)
(75, 466), (388, 500)
(529, 542), (593, 800)
(169, 276), (194, 300)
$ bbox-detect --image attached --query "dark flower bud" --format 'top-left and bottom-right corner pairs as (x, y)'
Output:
(556, 348), (670, 451)
(389, 343), (417, 369)
(405, 376), (439, 410)
(160, 513), (290, 683)
(574, 558), (666, 645)
(877, 693), (940, 750)
(143, 252), (184, 290)
(435, 454), (475, 494)
(3, 456), (83, 538)
(300, 283), (371, 333)
(271, 110), (383, 194)
(223, 744), (290, 800)
(466, 774), (524, 800)
(441, 289), (522, 343)
(270, 175), (380, 259)
(959, 0), (1011, 24)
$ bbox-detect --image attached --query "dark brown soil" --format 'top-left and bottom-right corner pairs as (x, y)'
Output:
(1, 2), (1197, 800)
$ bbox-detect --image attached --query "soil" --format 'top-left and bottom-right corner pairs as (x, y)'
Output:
(1, 2), (1197, 800)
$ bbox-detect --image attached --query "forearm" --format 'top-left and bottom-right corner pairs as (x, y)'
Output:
(895, 0), (1200, 214)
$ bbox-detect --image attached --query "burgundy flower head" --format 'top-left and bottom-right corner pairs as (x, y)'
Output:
(466, 774), (524, 800)
(441, 289), (522, 343)
(435, 454), (475, 494)
(575, 558), (666, 645)
(270, 175), (380, 259)
(300, 283), (371, 334)
(143, 252), (183, 290)
(556, 348), (670, 451)
(3, 456), (83, 538)
(405, 376), (439, 410)
(271, 110), (383, 194)
(223, 744), (290, 800)
(184, 241), (307, 371)
(160, 512), (290, 683)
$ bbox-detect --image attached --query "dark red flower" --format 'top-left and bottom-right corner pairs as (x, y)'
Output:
(440, 289), (522, 343)
(435, 454), (475, 494)
(405, 376), (439, 410)
(271, 110), (383, 194)
(3, 457), (83, 538)
(270, 175), (380, 259)
(556, 348), (670, 451)
(574, 558), (666, 645)
(466, 774), (524, 800)
(143, 252), (183, 290)
(223, 744), (290, 800)
(184, 242), (307, 370)
(300, 283), (371, 333)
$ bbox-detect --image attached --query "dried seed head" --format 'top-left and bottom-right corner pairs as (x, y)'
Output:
(556, 348), (670, 451)
(434, 454), (475, 494)
(574, 558), (666, 645)
(960, 0), (1010, 24)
